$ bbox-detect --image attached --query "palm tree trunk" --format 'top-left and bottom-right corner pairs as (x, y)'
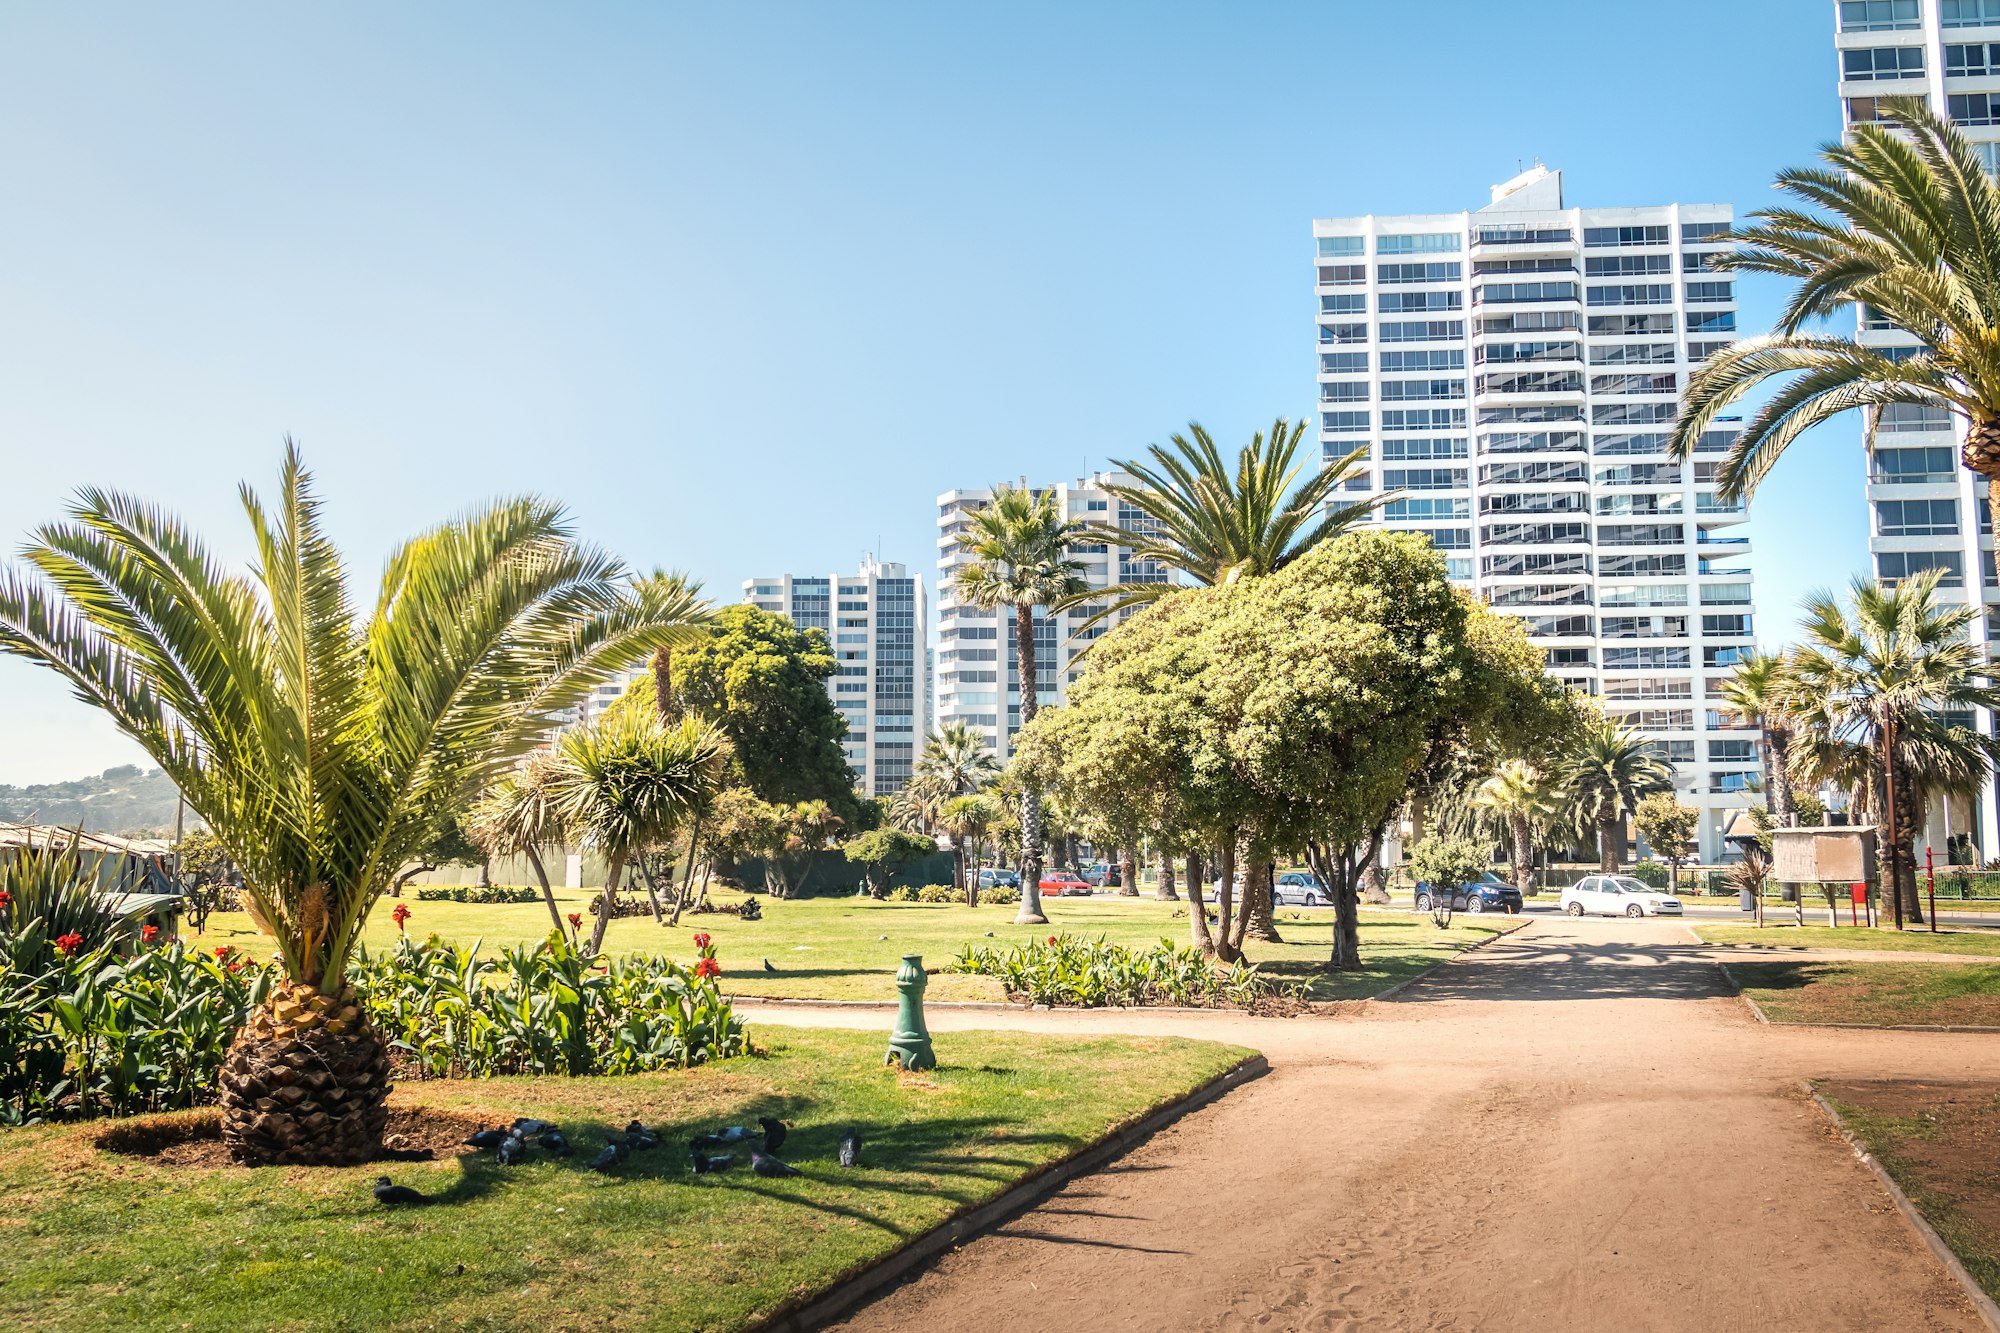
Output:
(587, 850), (625, 955)
(1155, 849), (1178, 900)
(1013, 600), (1048, 925)
(1509, 814), (1532, 894)
(1243, 846), (1282, 942)
(1881, 726), (1905, 931)
(637, 857), (667, 923)
(524, 846), (562, 933)
(1599, 814), (1618, 872)
(1118, 846), (1139, 896)
(952, 834), (967, 895)
(652, 645), (675, 722)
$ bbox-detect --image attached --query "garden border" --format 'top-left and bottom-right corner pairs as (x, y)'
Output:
(1367, 916), (1534, 1002)
(1804, 1081), (2000, 1333)
(751, 1050), (1270, 1333)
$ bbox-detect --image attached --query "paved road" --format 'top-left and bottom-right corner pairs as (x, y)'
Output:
(741, 917), (2000, 1332)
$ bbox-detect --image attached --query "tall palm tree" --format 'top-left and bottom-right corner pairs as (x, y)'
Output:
(0, 445), (705, 1165)
(1720, 652), (1798, 827)
(1472, 759), (1559, 894)
(1077, 418), (1386, 630)
(910, 722), (999, 887)
(1783, 570), (2000, 927)
(553, 709), (732, 952)
(1668, 99), (2000, 542)
(469, 750), (568, 933)
(1560, 719), (1676, 871)
(635, 570), (703, 726)
(951, 485), (1092, 924)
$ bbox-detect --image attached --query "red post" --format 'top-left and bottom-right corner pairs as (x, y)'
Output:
(1850, 883), (1861, 928)
(1927, 846), (1938, 934)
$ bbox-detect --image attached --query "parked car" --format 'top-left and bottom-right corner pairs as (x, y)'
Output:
(1274, 871), (1330, 907)
(977, 867), (1019, 889)
(1413, 871), (1523, 915)
(1562, 874), (1683, 917)
(1082, 863), (1122, 887)
(1039, 872), (1092, 896)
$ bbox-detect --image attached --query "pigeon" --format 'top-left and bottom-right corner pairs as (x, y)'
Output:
(837, 1129), (860, 1169)
(758, 1117), (788, 1153)
(374, 1176), (434, 1206)
(751, 1150), (801, 1177)
(381, 1145), (435, 1162)
(512, 1118), (554, 1138)
(879, 934), (887, 941)
(623, 1120), (661, 1150)
(585, 1141), (629, 1172)
(540, 1129), (572, 1157)
(691, 1152), (736, 1174)
(495, 1132), (528, 1165)
(692, 1125), (754, 1150)
(763, 958), (778, 973)
(463, 1128), (508, 1150)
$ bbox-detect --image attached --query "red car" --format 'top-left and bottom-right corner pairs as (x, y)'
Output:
(1039, 872), (1092, 896)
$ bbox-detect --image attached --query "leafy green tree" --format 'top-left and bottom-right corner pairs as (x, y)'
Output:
(0, 445), (702, 1165)
(1472, 760), (1559, 895)
(951, 485), (1092, 925)
(1670, 99), (2000, 540)
(769, 798), (844, 899)
(845, 827), (937, 897)
(1633, 793), (1701, 892)
(171, 828), (236, 933)
(1409, 834), (1491, 909)
(391, 807), (482, 897)
(1080, 418), (1385, 628)
(1560, 718), (1675, 872)
(611, 603), (854, 818)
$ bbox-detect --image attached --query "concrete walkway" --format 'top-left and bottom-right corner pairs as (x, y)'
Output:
(740, 917), (2000, 1332)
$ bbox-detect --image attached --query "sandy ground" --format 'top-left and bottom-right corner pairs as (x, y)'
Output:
(738, 916), (2000, 1332)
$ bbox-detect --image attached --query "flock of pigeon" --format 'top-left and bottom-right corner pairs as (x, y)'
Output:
(373, 1114), (862, 1206)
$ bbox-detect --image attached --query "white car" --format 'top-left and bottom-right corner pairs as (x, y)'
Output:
(1274, 871), (1330, 907)
(1562, 874), (1683, 917)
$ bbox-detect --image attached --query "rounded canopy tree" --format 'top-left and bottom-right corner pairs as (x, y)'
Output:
(0, 445), (709, 1165)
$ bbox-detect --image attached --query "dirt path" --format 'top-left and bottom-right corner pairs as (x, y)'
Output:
(739, 916), (2000, 1332)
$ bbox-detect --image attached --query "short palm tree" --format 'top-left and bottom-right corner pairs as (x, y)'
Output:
(887, 775), (946, 836)
(940, 792), (1002, 904)
(1472, 759), (1559, 893)
(911, 722), (999, 883)
(469, 750), (568, 933)
(951, 485), (1093, 924)
(1783, 569), (2000, 927)
(553, 709), (732, 951)
(1669, 98), (2000, 541)
(0, 446), (706, 1165)
(1080, 418), (1386, 629)
(1720, 652), (1798, 827)
(1560, 719), (1677, 871)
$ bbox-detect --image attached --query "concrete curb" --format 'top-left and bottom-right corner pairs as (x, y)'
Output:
(1804, 1082), (2000, 1333)
(1368, 917), (1534, 1003)
(1713, 962), (1769, 1024)
(751, 1051), (1271, 1333)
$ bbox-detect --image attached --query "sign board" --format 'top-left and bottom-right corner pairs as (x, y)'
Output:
(1770, 826), (1878, 885)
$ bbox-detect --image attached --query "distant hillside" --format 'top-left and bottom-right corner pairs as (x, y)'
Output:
(0, 766), (193, 838)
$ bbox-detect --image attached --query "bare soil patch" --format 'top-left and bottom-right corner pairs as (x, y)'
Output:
(1819, 1078), (2000, 1302)
(93, 1104), (486, 1168)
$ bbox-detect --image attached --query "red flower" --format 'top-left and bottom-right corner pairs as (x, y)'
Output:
(54, 932), (84, 956)
(141, 924), (160, 943)
(213, 945), (233, 959)
(391, 903), (412, 931)
(567, 912), (582, 929)
(1047, 935), (1058, 945)
(693, 957), (721, 980)
(0, 888), (11, 911)
(692, 932), (711, 951)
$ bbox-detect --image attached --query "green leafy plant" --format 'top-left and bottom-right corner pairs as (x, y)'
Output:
(948, 933), (1292, 1009)
(411, 885), (542, 904)
(915, 883), (959, 904)
(0, 835), (147, 977)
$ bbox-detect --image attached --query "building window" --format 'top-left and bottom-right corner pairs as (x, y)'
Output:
(1843, 45), (1927, 79)
(1320, 322), (1368, 344)
(1476, 224), (1572, 245)
(1589, 313), (1677, 336)
(1846, 97), (1894, 125)
(1601, 583), (1688, 607)
(1382, 467), (1467, 490)
(1593, 433), (1672, 457)
(1379, 319), (1466, 342)
(1377, 232), (1461, 254)
(1378, 261), (1462, 284)
(1321, 410), (1371, 433)
(1686, 310), (1736, 333)
(1321, 351), (1369, 373)
(1871, 445), (1957, 483)
(1591, 373), (1678, 396)
(1949, 93), (2000, 125)
(1702, 614), (1754, 638)
(1877, 403), (1953, 433)
(1320, 381), (1370, 403)
(1945, 0), (2000, 27)
(1478, 281), (1579, 304)
(1320, 293), (1366, 314)
(1381, 378), (1465, 401)
(1589, 342), (1676, 366)
(1383, 408), (1468, 431)
(1877, 498), (1961, 535)
(1318, 264), (1366, 286)
(1380, 349), (1465, 372)
(1684, 281), (1734, 304)
(1587, 284), (1674, 307)
(1317, 235), (1364, 257)
(1877, 550), (1965, 587)
(1584, 254), (1673, 277)
(1400, 527), (1471, 550)
(1583, 225), (1670, 248)
(1945, 41), (2000, 75)
(1382, 436), (1469, 461)
(1681, 221), (1732, 243)
(1383, 497), (1470, 521)
(1841, 0), (1920, 31)
(1380, 290), (1464, 313)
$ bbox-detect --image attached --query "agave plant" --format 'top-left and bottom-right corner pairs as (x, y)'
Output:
(0, 834), (145, 976)
(0, 445), (710, 1164)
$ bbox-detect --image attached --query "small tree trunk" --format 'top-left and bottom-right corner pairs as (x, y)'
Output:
(1243, 849), (1282, 943)
(1310, 843), (1363, 971)
(587, 850), (626, 956)
(670, 816), (703, 926)
(524, 847), (562, 933)
(391, 863), (435, 898)
(1118, 846), (1139, 896)
(479, 855), (492, 889)
(692, 861), (713, 911)
(1187, 854), (1216, 955)
(1213, 840), (1240, 963)
(1155, 849), (1179, 900)
(638, 858), (667, 923)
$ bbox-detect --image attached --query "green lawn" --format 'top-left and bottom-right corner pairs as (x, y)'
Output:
(1817, 1080), (2000, 1304)
(1697, 924), (2000, 956)
(0, 1027), (1251, 1333)
(1731, 960), (2000, 1026)
(186, 888), (1513, 1004)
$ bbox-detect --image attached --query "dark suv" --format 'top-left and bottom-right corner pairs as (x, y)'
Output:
(1413, 871), (1523, 915)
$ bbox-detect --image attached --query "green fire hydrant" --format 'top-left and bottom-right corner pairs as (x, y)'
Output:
(886, 953), (936, 1071)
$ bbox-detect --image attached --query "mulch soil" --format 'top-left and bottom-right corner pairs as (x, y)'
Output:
(93, 1104), (488, 1169)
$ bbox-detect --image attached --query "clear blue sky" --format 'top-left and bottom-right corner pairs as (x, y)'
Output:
(0, 0), (1855, 785)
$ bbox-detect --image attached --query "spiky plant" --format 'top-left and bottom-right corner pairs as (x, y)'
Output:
(1719, 651), (1799, 826)
(1471, 760), (1559, 894)
(0, 445), (710, 1164)
(551, 710), (732, 952)
(950, 485), (1093, 925)
(1669, 98), (2000, 540)
(0, 833), (147, 975)
(469, 751), (568, 934)
(1559, 718), (1676, 872)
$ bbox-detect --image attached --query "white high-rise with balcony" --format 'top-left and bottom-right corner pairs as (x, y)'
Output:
(743, 558), (927, 796)
(934, 476), (1165, 763)
(1313, 167), (1757, 861)
(1835, 0), (2000, 855)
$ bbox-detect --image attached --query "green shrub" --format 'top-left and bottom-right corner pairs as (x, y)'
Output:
(1, 836), (148, 976)
(915, 883), (959, 904)
(587, 890), (655, 919)
(980, 884), (1021, 905)
(948, 934), (1293, 1009)
(736, 897), (762, 920)
(884, 886), (917, 902)
(412, 885), (541, 904)
(1631, 859), (1669, 888)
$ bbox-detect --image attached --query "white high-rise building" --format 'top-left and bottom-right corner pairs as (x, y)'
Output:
(934, 475), (1165, 762)
(743, 558), (927, 796)
(1835, 0), (2000, 854)
(1313, 167), (1757, 861)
